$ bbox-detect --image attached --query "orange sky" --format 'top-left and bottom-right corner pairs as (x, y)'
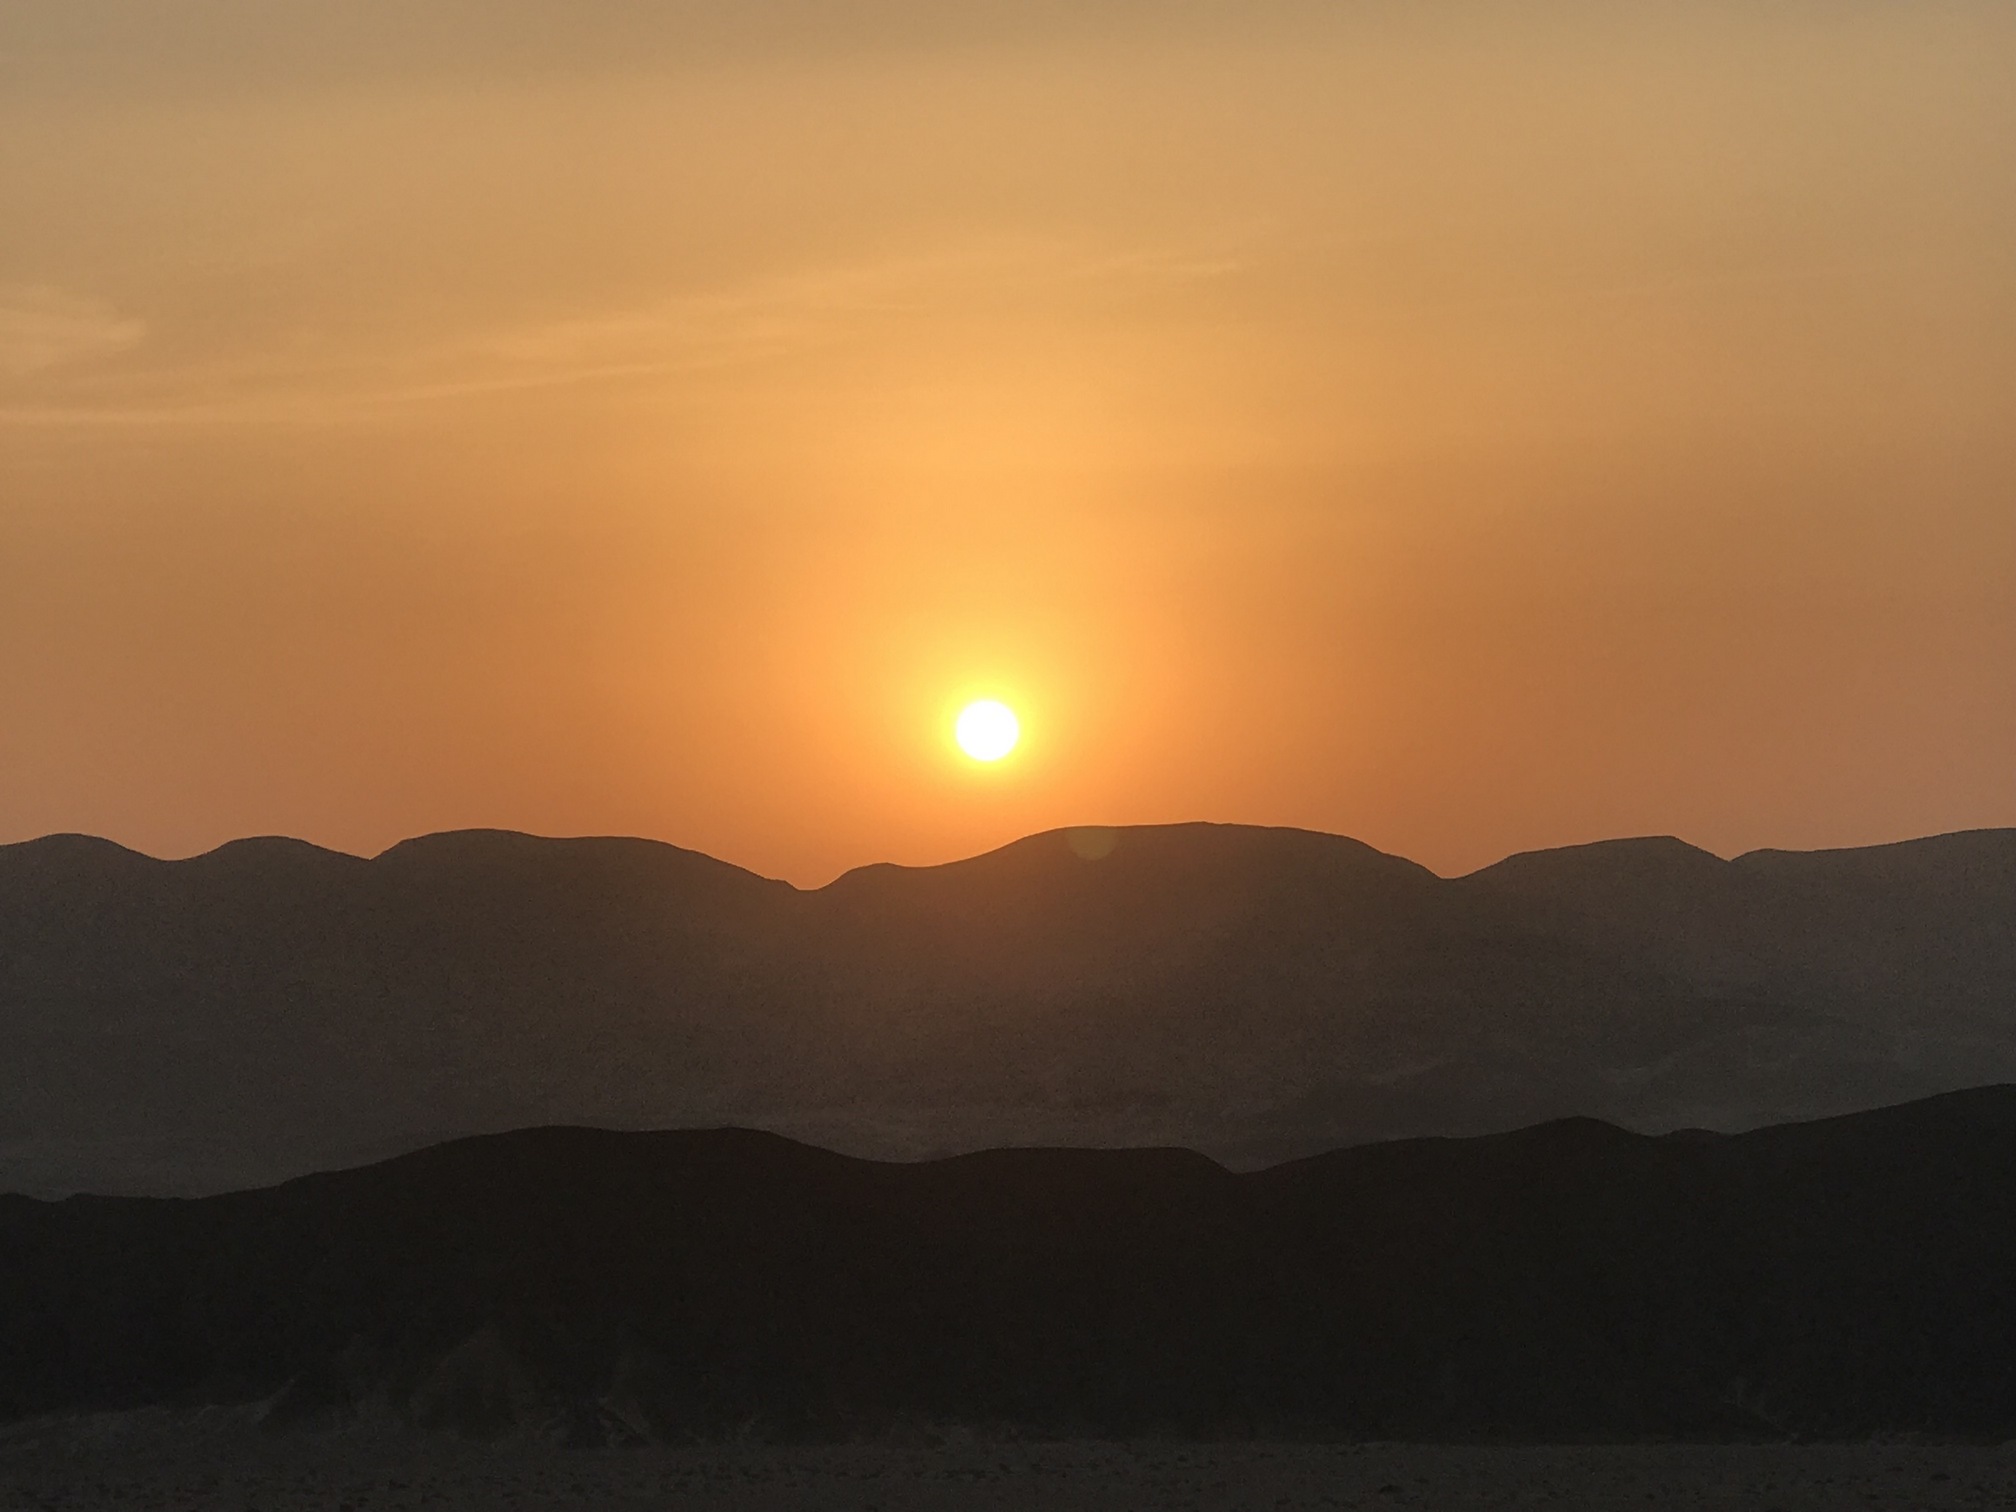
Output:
(2, 3), (2012, 884)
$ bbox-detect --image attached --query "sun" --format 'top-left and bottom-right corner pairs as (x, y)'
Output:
(954, 699), (1020, 762)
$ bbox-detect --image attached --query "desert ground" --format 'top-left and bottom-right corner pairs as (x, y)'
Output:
(2, 1411), (2012, 1511)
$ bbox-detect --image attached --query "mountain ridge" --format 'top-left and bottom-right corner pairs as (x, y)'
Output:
(1, 821), (2011, 1196)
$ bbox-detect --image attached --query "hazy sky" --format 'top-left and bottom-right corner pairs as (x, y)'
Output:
(3, 2), (2012, 883)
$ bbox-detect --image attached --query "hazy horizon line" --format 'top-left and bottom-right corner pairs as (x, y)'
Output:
(7, 817), (2010, 891)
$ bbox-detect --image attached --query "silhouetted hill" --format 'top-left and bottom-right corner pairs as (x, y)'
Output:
(1, 822), (2012, 1194)
(4, 1089), (2015, 1440)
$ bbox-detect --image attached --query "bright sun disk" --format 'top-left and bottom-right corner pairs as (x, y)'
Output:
(955, 700), (1020, 762)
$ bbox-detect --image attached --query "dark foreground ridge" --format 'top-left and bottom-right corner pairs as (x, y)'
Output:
(6, 1087), (2016, 1441)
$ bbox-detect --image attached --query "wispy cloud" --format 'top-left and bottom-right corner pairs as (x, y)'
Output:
(0, 287), (144, 377)
(0, 236), (1243, 429)
(453, 236), (1248, 389)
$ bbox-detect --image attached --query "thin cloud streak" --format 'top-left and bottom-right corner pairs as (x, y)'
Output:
(0, 287), (144, 377)
(0, 238), (1247, 430)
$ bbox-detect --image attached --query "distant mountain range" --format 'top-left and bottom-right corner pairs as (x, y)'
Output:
(7, 1088), (2016, 1439)
(1, 822), (2012, 1196)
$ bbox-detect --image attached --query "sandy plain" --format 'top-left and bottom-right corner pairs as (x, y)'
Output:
(3, 1411), (2014, 1512)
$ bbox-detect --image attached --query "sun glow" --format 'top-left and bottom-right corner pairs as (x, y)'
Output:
(954, 700), (1020, 762)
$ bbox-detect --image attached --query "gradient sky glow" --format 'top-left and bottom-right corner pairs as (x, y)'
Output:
(3, 2), (2012, 883)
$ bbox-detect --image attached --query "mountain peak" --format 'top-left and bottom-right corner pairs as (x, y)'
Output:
(0, 832), (159, 871)
(1461, 834), (1730, 888)
(823, 821), (1430, 895)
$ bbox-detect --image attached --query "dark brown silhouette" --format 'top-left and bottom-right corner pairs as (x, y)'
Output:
(5, 1089), (2016, 1439)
